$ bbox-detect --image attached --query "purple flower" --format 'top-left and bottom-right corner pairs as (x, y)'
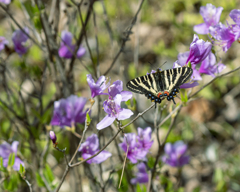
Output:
(97, 80), (133, 130)
(0, 36), (8, 52)
(79, 134), (111, 164)
(228, 10), (240, 40)
(162, 141), (190, 167)
(0, 0), (11, 4)
(173, 35), (212, 88)
(131, 162), (149, 184)
(12, 28), (30, 56)
(49, 131), (57, 144)
(186, 35), (212, 65)
(176, 35), (212, 66)
(119, 133), (148, 164)
(50, 95), (88, 127)
(58, 31), (86, 59)
(137, 127), (153, 151)
(199, 52), (226, 77)
(194, 4), (223, 34)
(87, 74), (110, 98)
(209, 23), (235, 52)
(0, 141), (24, 171)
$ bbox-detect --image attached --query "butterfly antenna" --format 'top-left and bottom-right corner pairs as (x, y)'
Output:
(159, 61), (167, 69)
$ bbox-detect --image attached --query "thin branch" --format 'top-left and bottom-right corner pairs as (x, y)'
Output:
(39, 133), (52, 192)
(190, 65), (240, 99)
(67, 0), (96, 77)
(118, 142), (129, 188)
(0, 4), (41, 49)
(103, 0), (145, 75)
(70, 103), (155, 167)
(23, 178), (33, 192)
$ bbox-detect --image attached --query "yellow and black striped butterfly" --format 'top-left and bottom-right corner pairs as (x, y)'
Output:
(126, 67), (193, 105)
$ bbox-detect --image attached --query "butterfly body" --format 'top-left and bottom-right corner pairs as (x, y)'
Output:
(126, 67), (193, 105)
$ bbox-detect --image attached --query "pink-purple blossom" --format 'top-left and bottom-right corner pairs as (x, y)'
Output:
(162, 141), (190, 167)
(173, 35), (212, 88)
(194, 4), (223, 34)
(0, 0), (11, 4)
(79, 134), (111, 164)
(96, 80), (133, 130)
(137, 127), (153, 151)
(119, 133), (148, 164)
(131, 162), (149, 184)
(186, 34), (212, 65)
(87, 74), (110, 98)
(199, 52), (226, 77)
(0, 36), (8, 52)
(119, 128), (153, 164)
(228, 9), (240, 40)
(50, 95), (88, 127)
(58, 31), (86, 59)
(0, 141), (24, 171)
(12, 28), (30, 56)
(209, 23), (235, 52)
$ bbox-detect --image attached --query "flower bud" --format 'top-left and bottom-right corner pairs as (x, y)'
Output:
(49, 131), (57, 144)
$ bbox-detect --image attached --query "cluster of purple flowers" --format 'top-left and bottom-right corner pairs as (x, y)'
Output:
(0, 141), (24, 171)
(58, 31), (86, 59)
(87, 75), (133, 130)
(0, 28), (30, 56)
(194, 4), (240, 52)
(0, 28), (85, 58)
(162, 141), (190, 167)
(131, 162), (149, 185)
(50, 95), (88, 127)
(173, 34), (226, 88)
(0, 0), (10, 4)
(119, 127), (153, 164)
(78, 134), (111, 164)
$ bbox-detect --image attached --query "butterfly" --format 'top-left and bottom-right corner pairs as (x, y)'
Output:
(126, 67), (193, 106)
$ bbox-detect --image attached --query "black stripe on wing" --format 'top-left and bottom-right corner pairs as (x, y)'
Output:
(126, 75), (151, 94)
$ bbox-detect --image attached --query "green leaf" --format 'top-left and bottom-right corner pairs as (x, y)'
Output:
(44, 164), (55, 183)
(192, 186), (201, 192)
(136, 183), (142, 192)
(19, 164), (25, 175)
(0, 157), (5, 171)
(86, 113), (91, 125)
(3, 172), (19, 191)
(187, 61), (192, 68)
(180, 90), (188, 103)
(36, 172), (45, 187)
(8, 153), (15, 167)
(147, 156), (155, 169)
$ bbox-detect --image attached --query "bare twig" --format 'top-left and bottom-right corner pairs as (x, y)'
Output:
(190, 65), (240, 99)
(103, 0), (145, 75)
(118, 142), (129, 188)
(0, 4), (41, 49)
(70, 103), (155, 167)
(39, 133), (52, 192)
(67, 0), (96, 77)
(23, 178), (33, 192)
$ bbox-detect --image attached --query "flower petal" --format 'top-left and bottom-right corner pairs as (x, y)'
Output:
(97, 115), (116, 130)
(193, 23), (209, 34)
(11, 141), (19, 154)
(120, 91), (132, 101)
(91, 150), (112, 164)
(118, 109), (133, 120)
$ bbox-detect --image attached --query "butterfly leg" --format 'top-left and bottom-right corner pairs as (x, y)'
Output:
(172, 97), (176, 104)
